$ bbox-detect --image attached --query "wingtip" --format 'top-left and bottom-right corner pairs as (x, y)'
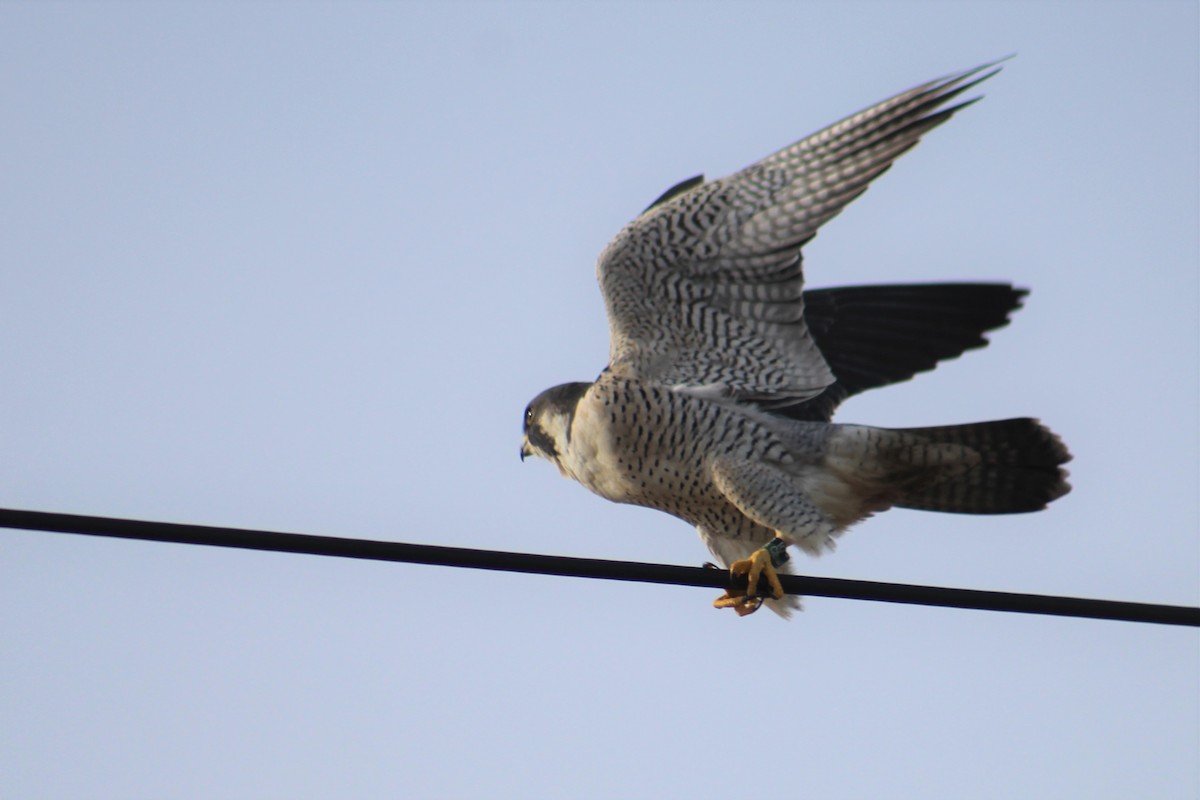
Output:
(927, 56), (1014, 106)
(944, 55), (1015, 85)
(1011, 285), (1030, 310)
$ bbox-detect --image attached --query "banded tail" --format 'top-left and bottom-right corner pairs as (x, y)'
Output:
(822, 419), (1071, 524)
(890, 418), (1072, 513)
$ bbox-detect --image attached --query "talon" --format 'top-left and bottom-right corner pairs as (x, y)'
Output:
(713, 539), (788, 615)
(713, 590), (762, 616)
(740, 543), (785, 600)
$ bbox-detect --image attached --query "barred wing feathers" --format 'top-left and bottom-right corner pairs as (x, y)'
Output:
(598, 62), (1002, 404)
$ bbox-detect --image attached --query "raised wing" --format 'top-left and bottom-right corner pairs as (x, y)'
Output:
(788, 282), (1026, 421)
(597, 62), (1002, 404)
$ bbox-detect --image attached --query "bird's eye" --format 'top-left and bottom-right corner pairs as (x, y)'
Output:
(524, 407), (534, 428)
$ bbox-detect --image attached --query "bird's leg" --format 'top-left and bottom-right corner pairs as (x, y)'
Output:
(713, 538), (789, 616)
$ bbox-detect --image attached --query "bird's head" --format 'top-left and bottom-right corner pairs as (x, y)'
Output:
(520, 382), (592, 469)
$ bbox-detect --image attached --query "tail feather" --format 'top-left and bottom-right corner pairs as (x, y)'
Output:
(892, 418), (1071, 514)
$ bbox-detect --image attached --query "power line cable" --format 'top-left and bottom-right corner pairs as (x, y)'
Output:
(1, 507), (1196, 627)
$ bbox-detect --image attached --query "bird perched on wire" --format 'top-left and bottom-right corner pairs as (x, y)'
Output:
(520, 62), (1071, 617)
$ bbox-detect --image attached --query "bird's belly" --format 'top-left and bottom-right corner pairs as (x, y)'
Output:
(561, 390), (694, 507)
(561, 419), (647, 504)
(564, 398), (738, 528)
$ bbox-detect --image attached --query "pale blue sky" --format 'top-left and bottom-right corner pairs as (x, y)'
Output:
(2, 2), (1197, 798)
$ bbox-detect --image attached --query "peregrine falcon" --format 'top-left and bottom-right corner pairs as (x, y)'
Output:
(520, 63), (1071, 616)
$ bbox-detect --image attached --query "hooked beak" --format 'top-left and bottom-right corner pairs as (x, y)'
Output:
(520, 441), (532, 462)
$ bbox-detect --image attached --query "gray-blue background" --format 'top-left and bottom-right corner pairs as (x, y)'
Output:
(3, 2), (1197, 797)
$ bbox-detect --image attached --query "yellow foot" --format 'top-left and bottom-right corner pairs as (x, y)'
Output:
(713, 540), (787, 616)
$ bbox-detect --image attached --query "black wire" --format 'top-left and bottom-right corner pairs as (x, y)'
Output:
(2, 506), (1196, 627)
